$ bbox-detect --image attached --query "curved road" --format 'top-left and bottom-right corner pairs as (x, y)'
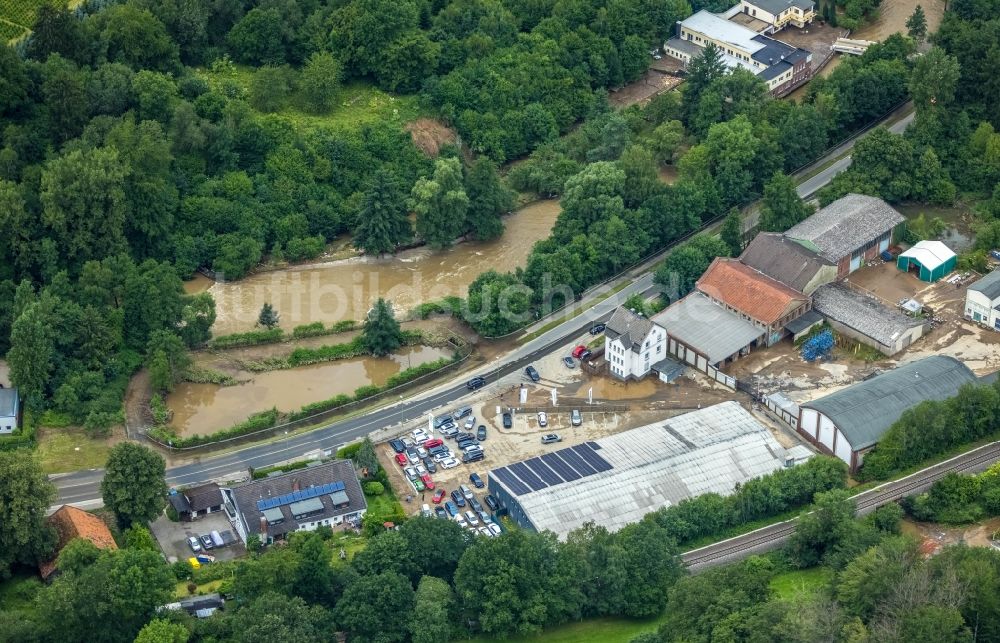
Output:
(51, 106), (917, 508)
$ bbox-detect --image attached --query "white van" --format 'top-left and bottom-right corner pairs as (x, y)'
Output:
(421, 503), (432, 518)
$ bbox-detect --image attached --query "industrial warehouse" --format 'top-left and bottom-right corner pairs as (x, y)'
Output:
(487, 402), (813, 539)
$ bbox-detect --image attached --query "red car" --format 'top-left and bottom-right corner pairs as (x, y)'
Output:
(432, 489), (446, 503)
(424, 438), (443, 449)
(572, 345), (592, 360)
(421, 474), (435, 490)
(394, 453), (408, 466)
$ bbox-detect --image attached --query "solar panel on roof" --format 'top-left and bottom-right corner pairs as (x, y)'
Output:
(558, 448), (596, 476)
(541, 453), (580, 481)
(510, 462), (547, 491)
(587, 441), (602, 450)
(573, 444), (613, 472)
(256, 481), (346, 511)
(524, 457), (563, 486)
(491, 467), (531, 496)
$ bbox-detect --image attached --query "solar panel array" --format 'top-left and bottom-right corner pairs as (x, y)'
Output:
(492, 443), (613, 497)
(256, 481), (345, 511)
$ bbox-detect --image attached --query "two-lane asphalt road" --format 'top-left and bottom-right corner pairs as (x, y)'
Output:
(51, 105), (916, 508)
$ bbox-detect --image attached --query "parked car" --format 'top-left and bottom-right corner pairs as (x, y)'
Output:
(469, 497), (484, 513)
(452, 406), (472, 420)
(415, 464), (427, 476)
(420, 474), (435, 490)
(433, 415), (453, 429)
(477, 425), (487, 441)
(432, 488), (446, 503)
(424, 438), (443, 449)
(441, 457), (459, 469)
(394, 453), (408, 466)
(464, 416), (477, 430)
(562, 356), (576, 369)
(485, 495), (499, 511)
(404, 466), (418, 480)
(422, 503), (432, 517)
(589, 323), (606, 335)
(462, 444), (483, 455)
(653, 53), (662, 59)
(434, 506), (447, 519)
(478, 526), (492, 537)
(470, 472), (484, 488)
(199, 534), (214, 550)
(466, 376), (486, 390)
(465, 511), (480, 526)
(423, 457), (437, 473)
(502, 412), (512, 429)
(413, 478), (425, 492)
(406, 451), (420, 465)
(445, 500), (459, 517)
(541, 433), (562, 444)
(187, 536), (202, 553)
(487, 523), (502, 537)
(456, 437), (476, 449)
(440, 425), (459, 438)
(460, 484), (475, 500)
(525, 365), (540, 382)
(412, 429), (429, 443)
(389, 438), (405, 453)
(401, 437), (415, 448)
(537, 411), (548, 427)
(462, 451), (485, 463)
(455, 514), (468, 528)
(571, 409), (582, 427)
(416, 446), (428, 459)
(571, 345), (592, 360)
(451, 490), (467, 507)
(477, 510), (491, 524)
(433, 450), (452, 462)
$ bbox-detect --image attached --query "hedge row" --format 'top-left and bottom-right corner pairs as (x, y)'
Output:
(149, 408), (279, 449)
(251, 459), (312, 480)
(292, 320), (359, 339)
(0, 423), (35, 451)
(411, 296), (463, 320)
(208, 320), (361, 349)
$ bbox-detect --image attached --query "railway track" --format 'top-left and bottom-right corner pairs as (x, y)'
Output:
(682, 441), (1000, 571)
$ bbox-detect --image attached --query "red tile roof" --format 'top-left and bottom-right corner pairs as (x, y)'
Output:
(39, 505), (118, 579)
(696, 258), (808, 325)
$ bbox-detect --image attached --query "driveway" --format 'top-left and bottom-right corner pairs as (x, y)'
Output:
(150, 511), (244, 563)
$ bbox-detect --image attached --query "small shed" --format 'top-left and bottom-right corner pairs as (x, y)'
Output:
(896, 241), (957, 282)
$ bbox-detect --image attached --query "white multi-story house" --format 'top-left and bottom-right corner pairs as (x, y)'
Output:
(739, 0), (815, 31)
(966, 269), (1000, 331)
(605, 307), (666, 381)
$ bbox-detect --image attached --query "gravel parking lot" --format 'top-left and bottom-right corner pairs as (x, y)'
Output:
(150, 511), (244, 563)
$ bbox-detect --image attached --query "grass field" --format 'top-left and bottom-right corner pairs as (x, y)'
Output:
(769, 567), (834, 599)
(194, 63), (423, 132)
(35, 426), (119, 473)
(463, 614), (668, 643)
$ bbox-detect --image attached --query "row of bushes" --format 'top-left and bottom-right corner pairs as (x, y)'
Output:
(0, 422), (36, 451)
(208, 320), (360, 349)
(148, 408), (280, 449)
(642, 456), (849, 547)
(904, 463), (1000, 524)
(278, 330), (424, 369)
(410, 297), (463, 320)
(288, 356), (456, 421)
(251, 459), (313, 480)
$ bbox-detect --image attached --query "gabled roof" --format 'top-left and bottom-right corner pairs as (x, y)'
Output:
(740, 233), (834, 293)
(184, 483), (222, 512)
(745, 0), (815, 16)
(230, 460), (367, 539)
(899, 240), (956, 272)
(970, 269), (1000, 301)
(784, 194), (905, 262)
(0, 388), (18, 417)
(605, 307), (656, 353)
(802, 356), (977, 450)
(812, 283), (926, 349)
(653, 292), (764, 365)
(696, 258), (808, 325)
(40, 506), (118, 580)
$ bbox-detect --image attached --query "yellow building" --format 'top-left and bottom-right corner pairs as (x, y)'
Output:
(739, 0), (815, 31)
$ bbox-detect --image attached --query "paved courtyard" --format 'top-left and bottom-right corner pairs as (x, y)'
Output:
(150, 511), (244, 563)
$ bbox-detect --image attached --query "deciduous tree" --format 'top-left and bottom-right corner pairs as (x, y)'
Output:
(411, 157), (469, 249)
(0, 453), (56, 577)
(464, 159), (514, 241)
(758, 172), (813, 232)
(101, 442), (167, 526)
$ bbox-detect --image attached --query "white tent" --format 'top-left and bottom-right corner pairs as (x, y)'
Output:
(899, 240), (955, 272)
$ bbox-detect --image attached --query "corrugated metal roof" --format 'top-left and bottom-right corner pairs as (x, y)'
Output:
(802, 356), (977, 450)
(812, 283), (925, 348)
(969, 269), (1000, 301)
(697, 258), (809, 325)
(784, 194), (904, 262)
(492, 402), (810, 539)
(653, 292), (763, 364)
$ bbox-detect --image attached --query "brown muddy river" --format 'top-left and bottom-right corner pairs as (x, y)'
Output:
(165, 345), (450, 437)
(202, 200), (560, 334)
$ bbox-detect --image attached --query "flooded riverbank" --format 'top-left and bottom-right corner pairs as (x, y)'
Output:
(204, 200), (560, 334)
(896, 203), (976, 253)
(165, 344), (450, 437)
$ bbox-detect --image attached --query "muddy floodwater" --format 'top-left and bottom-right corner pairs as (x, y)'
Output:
(165, 345), (450, 437)
(851, 0), (945, 41)
(204, 200), (560, 334)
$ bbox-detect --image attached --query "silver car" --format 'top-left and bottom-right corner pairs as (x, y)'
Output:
(571, 409), (582, 426)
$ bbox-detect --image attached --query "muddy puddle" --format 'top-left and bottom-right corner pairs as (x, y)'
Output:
(203, 200), (560, 335)
(165, 345), (450, 437)
(896, 203), (976, 253)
